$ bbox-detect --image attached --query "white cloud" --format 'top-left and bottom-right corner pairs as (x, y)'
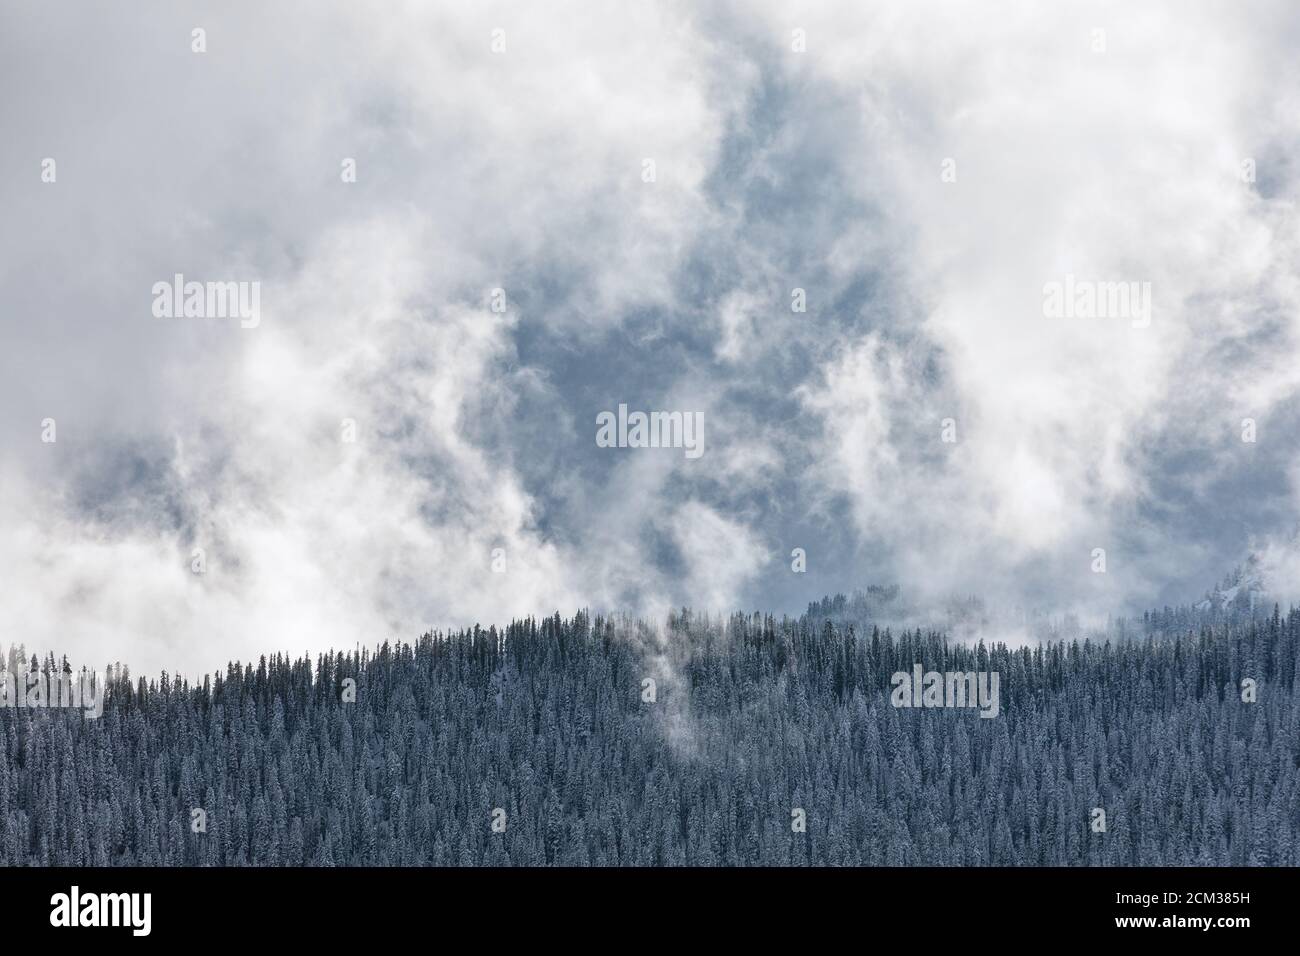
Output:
(3, 1), (1298, 675)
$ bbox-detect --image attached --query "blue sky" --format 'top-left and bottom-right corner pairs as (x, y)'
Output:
(2, 1), (1299, 675)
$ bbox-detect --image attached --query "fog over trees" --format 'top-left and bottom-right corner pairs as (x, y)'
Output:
(0, 598), (1296, 866)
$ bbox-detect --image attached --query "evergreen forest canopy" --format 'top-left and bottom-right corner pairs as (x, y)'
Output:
(0, 596), (1296, 866)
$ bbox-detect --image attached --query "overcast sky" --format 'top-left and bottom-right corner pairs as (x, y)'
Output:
(2, 1), (1298, 676)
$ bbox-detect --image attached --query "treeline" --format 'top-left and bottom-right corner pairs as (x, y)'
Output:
(0, 604), (1296, 865)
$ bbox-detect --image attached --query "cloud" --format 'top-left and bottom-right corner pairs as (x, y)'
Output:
(2, 1), (1298, 675)
(743, 0), (1300, 612)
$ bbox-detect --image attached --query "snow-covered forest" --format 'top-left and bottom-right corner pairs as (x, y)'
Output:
(0, 596), (1295, 866)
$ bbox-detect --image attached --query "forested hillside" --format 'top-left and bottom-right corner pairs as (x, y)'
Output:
(1, 603), (1297, 866)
